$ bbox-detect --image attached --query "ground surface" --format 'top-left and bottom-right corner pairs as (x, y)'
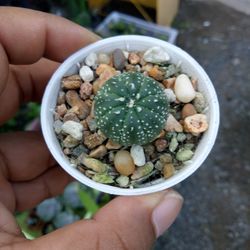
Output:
(154, 1), (250, 249)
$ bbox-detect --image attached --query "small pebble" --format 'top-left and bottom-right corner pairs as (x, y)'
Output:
(85, 170), (95, 178)
(138, 51), (146, 65)
(125, 64), (137, 72)
(92, 173), (114, 184)
(98, 53), (111, 65)
(79, 120), (88, 131)
(164, 88), (176, 103)
(181, 103), (197, 119)
(164, 64), (180, 78)
(71, 145), (88, 157)
(114, 150), (135, 176)
(130, 145), (146, 166)
(143, 144), (155, 158)
(131, 170), (157, 187)
(116, 175), (129, 187)
(113, 49), (126, 70)
(56, 104), (67, 117)
(193, 92), (206, 113)
(143, 46), (170, 64)
(155, 160), (163, 171)
(86, 116), (97, 132)
(122, 50), (129, 59)
(148, 66), (164, 81)
(176, 133), (187, 142)
(57, 91), (66, 105)
(191, 78), (198, 90)
(184, 114), (208, 134)
(54, 119), (63, 134)
(154, 139), (168, 152)
(67, 106), (79, 115)
(131, 162), (154, 180)
(63, 147), (71, 155)
(169, 136), (179, 152)
(66, 90), (90, 119)
(80, 82), (93, 100)
(83, 131), (91, 138)
(174, 74), (196, 103)
(63, 135), (80, 148)
(176, 148), (194, 162)
(85, 52), (98, 68)
(96, 64), (114, 75)
(62, 75), (81, 89)
(163, 77), (176, 89)
(183, 143), (195, 150)
(79, 65), (94, 82)
(159, 153), (172, 164)
(89, 145), (107, 159)
(165, 114), (183, 132)
(108, 151), (115, 162)
(141, 63), (153, 72)
(163, 163), (175, 179)
(84, 132), (106, 149)
(93, 65), (117, 94)
(63, 112), (80, 123)
(128, 52), (140, 64)
(81, 155), (108, 173)
(85, 99), (92, 108)
(62, 120), (83, 140)
(106, 139), (122, 150)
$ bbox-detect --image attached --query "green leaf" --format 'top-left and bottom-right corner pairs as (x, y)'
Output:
(15, 212), (42, 239)
(78, 190), (99, 215)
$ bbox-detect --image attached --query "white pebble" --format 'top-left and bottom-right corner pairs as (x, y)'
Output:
(62, 121), (83, 140)
(79, 65), (94, 82)
(85, 53), (98, 68)
(123, 50), (129, 59)
(165, 114), (183, 132)
(143, 46), (170, 64)
(174, 74), (196, 103)
(98, 53), (111, 64)
(130, 145), (146, 166)
(54, 119), (63, 134)
(116, 176), (129, 187)
(164, 89), (176, 103)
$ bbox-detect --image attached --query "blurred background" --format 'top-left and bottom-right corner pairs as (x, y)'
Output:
(0, 0), (249, 249)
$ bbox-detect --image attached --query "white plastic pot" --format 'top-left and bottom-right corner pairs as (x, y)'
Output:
(41, 35), (220, 196)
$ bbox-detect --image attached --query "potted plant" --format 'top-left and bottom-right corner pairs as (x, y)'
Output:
(41, 35), (219, 195)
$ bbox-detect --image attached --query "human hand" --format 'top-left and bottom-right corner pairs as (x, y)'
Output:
(0, 7), (183, 249)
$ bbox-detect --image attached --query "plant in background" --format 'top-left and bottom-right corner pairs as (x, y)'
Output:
(94, 72), (169, 146)
(50, 0), (91, 27)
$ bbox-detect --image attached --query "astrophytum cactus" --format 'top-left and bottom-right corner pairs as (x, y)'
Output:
(94, 72), (169, 146)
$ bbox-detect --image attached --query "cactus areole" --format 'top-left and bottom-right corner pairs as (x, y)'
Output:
(94, 72), (169, 146)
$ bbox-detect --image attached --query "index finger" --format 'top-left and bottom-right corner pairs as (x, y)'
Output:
(0, 7), (100, 123)
(0, 7), (99, 65)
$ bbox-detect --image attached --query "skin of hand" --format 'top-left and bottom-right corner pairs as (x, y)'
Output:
(0, 7), (183, 250)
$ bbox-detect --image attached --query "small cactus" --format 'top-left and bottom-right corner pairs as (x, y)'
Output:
(94, 72), (169, 146)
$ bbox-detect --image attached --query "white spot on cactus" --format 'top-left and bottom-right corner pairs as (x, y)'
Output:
(127, 99), (135, 108)
(136, 107), (142, 112)
(116, 97), (125, 102)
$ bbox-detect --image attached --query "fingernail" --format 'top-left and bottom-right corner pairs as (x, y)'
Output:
(152, 190), (183, 237)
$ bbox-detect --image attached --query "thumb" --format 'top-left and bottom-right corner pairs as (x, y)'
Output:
(29, 189), (183, 250)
